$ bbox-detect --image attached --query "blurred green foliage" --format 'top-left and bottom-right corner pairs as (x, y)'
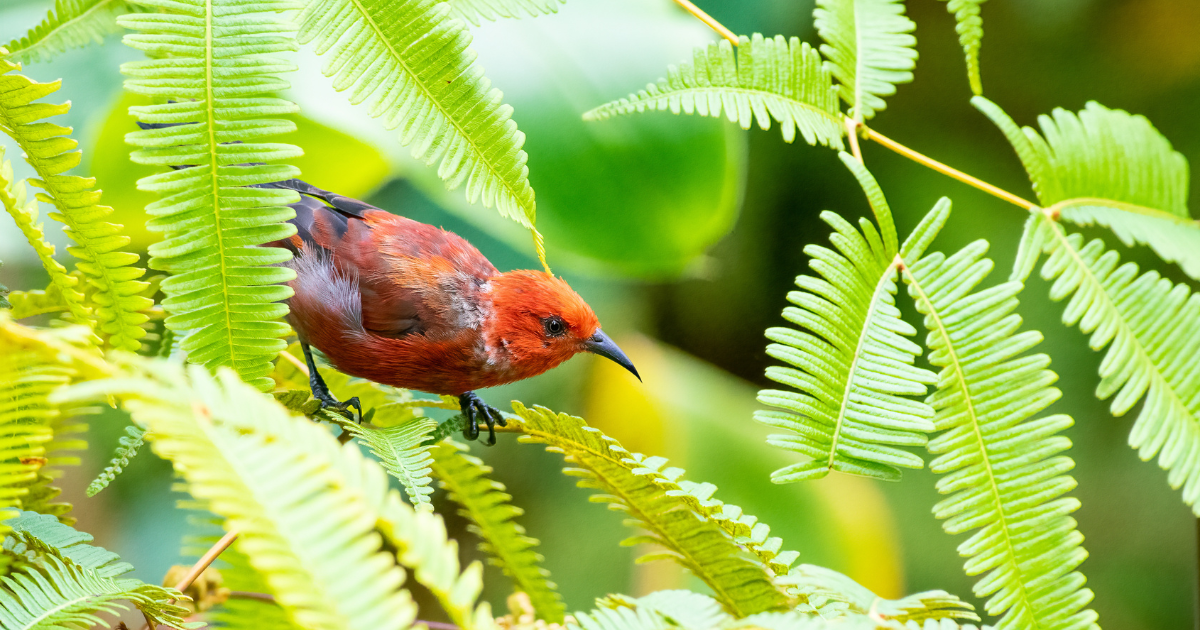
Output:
(2, 0), (1199, 628)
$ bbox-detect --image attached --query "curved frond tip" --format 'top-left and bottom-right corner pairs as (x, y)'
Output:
(584, 34), (844, 149)
(297, 0), (536, 227)
(939, 0), (987, 95)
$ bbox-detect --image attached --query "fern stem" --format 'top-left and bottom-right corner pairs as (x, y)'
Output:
(669, 0), (738, 46)
(175, 530), (238, 591)
(845, 118), (864, 162)
(660, 0), (1041, 212)
(862, 127), (1038, 210)
(134, 529), (239, 630)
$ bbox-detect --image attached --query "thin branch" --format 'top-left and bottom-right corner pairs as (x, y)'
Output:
(670, 0), (739, 46)
(278, 349), (309, 376)
(177, 530), (240, 591)
(845, 117), (864, 163)
(862, 127), (1038, 211)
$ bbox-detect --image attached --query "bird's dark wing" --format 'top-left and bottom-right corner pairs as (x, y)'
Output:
(267, 179), (496, 342)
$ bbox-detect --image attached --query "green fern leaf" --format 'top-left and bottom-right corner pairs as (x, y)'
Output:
(664, 480), (800, 576)
(448, 0), (566, 26)
(431, 440), (565, 622)
(85, 425), (145, 498)
(121, 0), (303, 390)
(2, 0), (141, 65)
(814, 0), (917, 121)
(938, 1), (986, 95)
(344, 418), (437, 509)
(585, 34), (844, 149)
(1017, 212), (1200, 517)
(0, 555), (192, 630)
(755, 184), (937, 482)
(601, 590), (733, 629)
(208, 539), (304, 630)
(973, 96), (1200, 281)
(513, 403), (789, 617)
(4, 286), (69, 320)
(0, 147), (91, 332)
(296, 0), (536, 228)
(0, 59), (150, 352)
(3, 511), (131, 578)
(902, 240), (1096, 629)
(0, 344), (91, 523)
(61, 360), (497, 630)
(780, 565), (977, 624)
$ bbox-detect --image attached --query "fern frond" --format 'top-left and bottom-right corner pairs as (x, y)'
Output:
(0, 343), (91, 522)
(601, 590), (732, 629)
(572, 603), (673, 630)
(513, 403), (789, 617)
(780, 565), (977, 624)
(0, 555), (192, 630)
(376, 490), (494, 630)
(814, 0), (917, 121)
(2, 0), (141, 65)
(207, 537), (304, 630)
(664, 480), (800, 576)
(296, 0), (536, 228)
(576, 598), (860, 630)
(65, 361), (493, 630)
(121, 0), (303, 390)
(903, 239), (1095, 629)
(973, 96), (1200, 281)
(5, 287), (68, 321)
(3, 511), (131, 578)
(0, 147), (91, 331)
(430, 440), (565, 622)
(0, 59), (150, 351)
(755, 192), (936, 482)
(344, 418), (437, 509)
(584, 35), (844, 149)
(938, 1), (986, 95)
(62, 362), (418, 630)
(448, 0), (565, 26)
(85, 425), (145, 498)
(1016, 212), (1200, 517)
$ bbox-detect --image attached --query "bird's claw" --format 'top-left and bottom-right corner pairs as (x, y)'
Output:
(316, 393), (363, 424)
(459, 392), (505, 446)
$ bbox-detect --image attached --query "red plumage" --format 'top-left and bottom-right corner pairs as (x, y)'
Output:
(268, 179), (628, 400)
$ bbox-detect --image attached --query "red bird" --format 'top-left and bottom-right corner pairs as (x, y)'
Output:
(263, 178), (640, 444)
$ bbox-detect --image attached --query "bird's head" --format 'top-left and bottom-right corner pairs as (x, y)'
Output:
(487, 270), (639, 381)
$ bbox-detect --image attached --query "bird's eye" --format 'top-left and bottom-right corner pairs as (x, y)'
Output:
(542, 316), (567, 337)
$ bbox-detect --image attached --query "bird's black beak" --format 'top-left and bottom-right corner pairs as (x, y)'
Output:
(585, 330), (640, 382)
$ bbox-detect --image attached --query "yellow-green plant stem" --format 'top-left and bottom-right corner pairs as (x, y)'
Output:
(667, 4), (1040, 213)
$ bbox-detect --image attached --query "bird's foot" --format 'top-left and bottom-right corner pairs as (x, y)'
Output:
(313, 389), (363, 424)
(459, 392), (506, 446)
